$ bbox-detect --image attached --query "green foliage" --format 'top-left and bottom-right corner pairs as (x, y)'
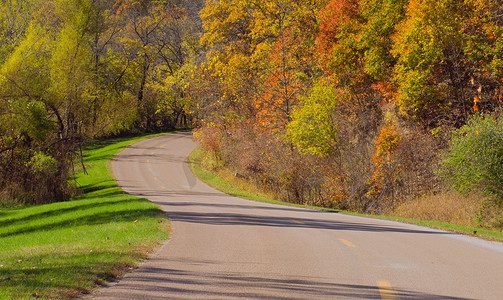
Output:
(391, 0), (502, 126)
(5, 100), (55, 142)
(115, 0), (197, 131)
(287, 82), (340, 156)
(360, 0), (408, 80)
(27, 152), (57, 174)
(391, 0), (454, 119)
(442, 113), (503, 204)
(0, 23), (52, 98)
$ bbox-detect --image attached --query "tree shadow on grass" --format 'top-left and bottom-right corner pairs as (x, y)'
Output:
(82, 137), (136, 152)
(78, 181), (119, 194)
(0, 168), (159, 231)
(84, 152), (122, 163)
(0, 251), (140, 299)
(0, 204), (163, 238)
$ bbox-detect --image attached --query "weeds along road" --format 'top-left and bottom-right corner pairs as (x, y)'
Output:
(89, 131), (503, 299)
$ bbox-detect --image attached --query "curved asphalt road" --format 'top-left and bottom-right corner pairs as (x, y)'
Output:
(89, 132), (503, 299)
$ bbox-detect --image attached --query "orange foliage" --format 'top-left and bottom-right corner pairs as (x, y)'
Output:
(316, 0), (360, 69)
(367, 123), (402, 199)
(321, 166), (349, 204)
(371, 81), (396, 104)
(255, 27), (308, 131)
(316, 0), (360, 54)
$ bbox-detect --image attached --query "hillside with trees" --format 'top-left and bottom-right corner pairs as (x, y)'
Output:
(190, 0), (503, 229)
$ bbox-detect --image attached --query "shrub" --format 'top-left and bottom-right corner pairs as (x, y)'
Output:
(442, 113), (503, 205)
(193, 124), (223, 161)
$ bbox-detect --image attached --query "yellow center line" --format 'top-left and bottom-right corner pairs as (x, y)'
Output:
(339, 238), (356, 248)
(146, 159), (150, 163)
(160, 143), (167, 148)
(153, 177), (159, 182)
(377, 280), (397, 300)
(160, 185), (166, 189)
(149, 152), (155, 155)
(291, 219), (304, 224)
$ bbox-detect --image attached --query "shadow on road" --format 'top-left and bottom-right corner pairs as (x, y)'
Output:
(99, 259), (468, 300)
(163, 210), (450, 235)
(117, 183), (450, 235)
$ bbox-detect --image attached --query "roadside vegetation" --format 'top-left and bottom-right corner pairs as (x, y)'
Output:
(1, 1), (199, 297)
(0, 134), (169, 299)
(190, 146), (503, 242)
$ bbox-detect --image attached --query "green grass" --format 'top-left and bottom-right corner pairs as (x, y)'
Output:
(189, 146), (503, 242)
(0, 133), (170, 299)
(366, 214), (503, 241)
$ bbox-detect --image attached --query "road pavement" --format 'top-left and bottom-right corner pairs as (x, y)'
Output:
(88, 132), (503, 299)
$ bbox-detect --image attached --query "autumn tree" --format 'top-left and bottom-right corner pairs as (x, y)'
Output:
(252, 0), (321, 130)
(196, 0), (322, 128)
(114, 0), (199, 130)
(392, 0), (503, 127)
(0, 0), (93, 203)
(192, 0), (328, 204)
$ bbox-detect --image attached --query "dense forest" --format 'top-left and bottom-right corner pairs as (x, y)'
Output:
(1, 0), (502, 229)
(190, 0), (503, 229)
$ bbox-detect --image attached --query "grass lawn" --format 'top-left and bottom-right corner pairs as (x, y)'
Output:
(0, 133), (170, 299)
(189, 146), (503, 243)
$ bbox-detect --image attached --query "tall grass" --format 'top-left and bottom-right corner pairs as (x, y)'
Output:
(393, 192), (483, 227)
(0, 133), (169, 299)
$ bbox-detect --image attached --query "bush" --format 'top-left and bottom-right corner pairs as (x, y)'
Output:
(442, 113), (503, 205)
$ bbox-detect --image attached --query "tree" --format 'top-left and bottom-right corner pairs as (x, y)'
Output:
(197, 0), (322, 130)
(252, 0), (321, 131)
(0, 0), (90, 203)
(360, 0), (408, 81)
(442, 113), (503, 204)
(115, 0), (197, 130)
(391, 0), (503, 127)
(0, 0), (32, 63)
(287, 82), (340, 156)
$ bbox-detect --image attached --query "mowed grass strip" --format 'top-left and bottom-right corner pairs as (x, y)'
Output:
(0, 133), (169, 299)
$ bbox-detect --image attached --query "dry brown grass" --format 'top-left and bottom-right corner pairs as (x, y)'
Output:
(393, 192), (485, 227)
